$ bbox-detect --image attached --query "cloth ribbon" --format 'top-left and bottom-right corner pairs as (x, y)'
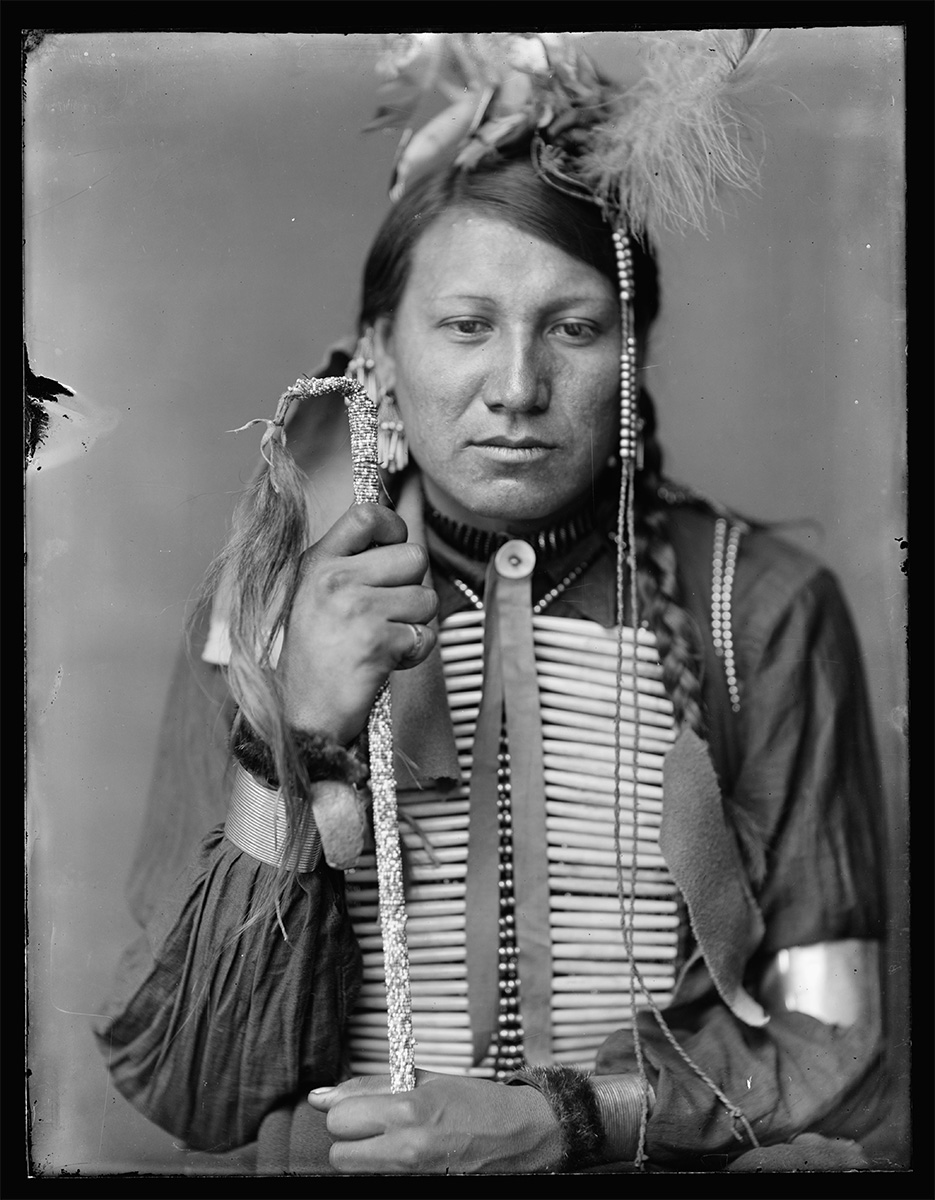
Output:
(660, 727), (768, 1027)
(466, 542), (553, 1065)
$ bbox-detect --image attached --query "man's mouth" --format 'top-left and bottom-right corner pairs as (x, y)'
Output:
(474, 436), (556, 450)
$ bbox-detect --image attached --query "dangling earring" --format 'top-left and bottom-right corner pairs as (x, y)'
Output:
(347, 328), (409, 474)
(347, 330), (379, 405)
(377, 386), (408, 474)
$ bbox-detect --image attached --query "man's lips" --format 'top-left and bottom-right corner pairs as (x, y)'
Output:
(473, 436), (556, 449)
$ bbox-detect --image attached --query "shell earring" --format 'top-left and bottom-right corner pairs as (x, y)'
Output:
(377, 386), (408, 475)
(348, 331), (408, 474)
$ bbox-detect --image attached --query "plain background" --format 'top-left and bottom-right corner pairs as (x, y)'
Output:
(25, 29), (907, 1174)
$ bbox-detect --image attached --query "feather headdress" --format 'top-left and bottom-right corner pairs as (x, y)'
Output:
(369, 30), (770, 235)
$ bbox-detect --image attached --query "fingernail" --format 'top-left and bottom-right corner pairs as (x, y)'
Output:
(308, 1086), (334, 1100)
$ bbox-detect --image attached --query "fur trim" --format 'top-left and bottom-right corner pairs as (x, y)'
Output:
(505, 1064), (605, 1171)
(231, 714), (370, 791)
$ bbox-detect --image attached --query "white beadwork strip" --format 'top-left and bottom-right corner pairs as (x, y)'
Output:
(722, 523), (743, 713)
(711, 517), (727, 661)
(711, 518), (743, 714)
(343, 611), (680, 1077)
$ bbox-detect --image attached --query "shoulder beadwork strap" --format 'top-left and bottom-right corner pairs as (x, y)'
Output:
(711, 518), (744, 714)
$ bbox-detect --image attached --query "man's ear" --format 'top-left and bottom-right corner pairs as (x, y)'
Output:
(372, 316), (396, 395)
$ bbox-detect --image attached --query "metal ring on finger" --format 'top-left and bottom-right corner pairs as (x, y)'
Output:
(406, 622), (426, 662)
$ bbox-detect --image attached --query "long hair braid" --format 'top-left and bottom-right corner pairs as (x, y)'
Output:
(631, 386), (708, 739)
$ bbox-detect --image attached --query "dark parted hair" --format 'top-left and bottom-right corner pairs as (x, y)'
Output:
(358, 156), (659, 345)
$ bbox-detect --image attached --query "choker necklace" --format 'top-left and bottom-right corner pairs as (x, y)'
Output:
(424, 502), (601, 564)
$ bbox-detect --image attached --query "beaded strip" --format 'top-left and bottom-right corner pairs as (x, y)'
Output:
(344, 378), (416, 1094)
(710, 517), (743, 714)
(449, 549), (601, 616)
(612, 229), (640, 466)
(710, 518), (727, 659)
(493, 730), (525, 1077)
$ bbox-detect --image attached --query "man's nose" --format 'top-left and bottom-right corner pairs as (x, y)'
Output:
(482, 335), (550, 413)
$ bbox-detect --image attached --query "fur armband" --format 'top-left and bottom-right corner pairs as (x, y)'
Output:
(505, 1064), (604, 1171)
(231, 715), (370, 791)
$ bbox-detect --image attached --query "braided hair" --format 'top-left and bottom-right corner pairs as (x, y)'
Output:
(633, 387), (708, 738)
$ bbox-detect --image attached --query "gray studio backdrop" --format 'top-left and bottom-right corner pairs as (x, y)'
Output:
(25, 30), (907, 1174)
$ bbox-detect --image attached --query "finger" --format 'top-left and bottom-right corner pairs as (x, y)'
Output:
(328, 1133), (415, 1173)
(312, 503), (408, 559)
(378, 583), (439, 626)
(306, 1086), (338, 1110)
(391, 620), (438, 669)
(325, 1092), (412, 1141)
(308, 1074), (393, 1111)
(308, 1070), (435, 1107)
(323, 542), (430, 588)
(308, 1074), (394, 1102)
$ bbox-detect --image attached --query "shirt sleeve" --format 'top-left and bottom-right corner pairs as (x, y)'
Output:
(122, 604), (237, 930)
(595, 566), (888, 1166)
(95, 600), (364, 1153)
(94, 827), (362, 1154)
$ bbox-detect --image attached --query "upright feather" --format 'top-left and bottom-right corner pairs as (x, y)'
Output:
(578, 29), (771, 236)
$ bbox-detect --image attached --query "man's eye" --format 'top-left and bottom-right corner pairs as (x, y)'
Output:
(446, 319), (487, 336)
(554, 321), (595, 341)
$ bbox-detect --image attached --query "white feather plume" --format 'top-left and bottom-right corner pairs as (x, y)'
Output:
(578, 30), (771, 236)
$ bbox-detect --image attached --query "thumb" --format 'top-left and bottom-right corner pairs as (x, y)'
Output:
(307, 1074), (393, 1109)
(310, 502), (408, 562)
(308, 1070), (433, 1108)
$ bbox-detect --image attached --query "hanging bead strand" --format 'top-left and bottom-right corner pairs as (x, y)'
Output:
(612, 226), (653, 1166)
(613, 228), (640, 468)
(493, 732), (525, 1077)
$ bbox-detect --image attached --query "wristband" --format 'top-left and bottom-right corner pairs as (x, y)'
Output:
(225, 764), (322, 872)
(590, 1074), (652, 1164)
(505, 1064), (604, 1171)
(230, 716), (369, 790)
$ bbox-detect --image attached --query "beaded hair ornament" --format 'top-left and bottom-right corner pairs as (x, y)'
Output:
(230, 29), (768, 1159)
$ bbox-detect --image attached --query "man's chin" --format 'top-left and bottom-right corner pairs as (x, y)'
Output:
(439, 483), (593, 533)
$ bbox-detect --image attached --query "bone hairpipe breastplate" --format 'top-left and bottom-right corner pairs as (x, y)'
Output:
(344, 611), (685, 1078)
